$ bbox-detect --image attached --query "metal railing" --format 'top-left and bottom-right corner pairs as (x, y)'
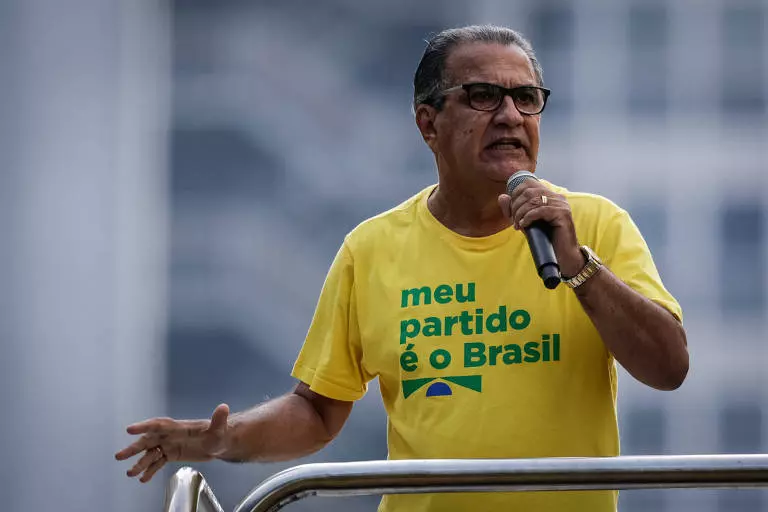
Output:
(164, 454), (768, 512)
(164, 466), (224, 512)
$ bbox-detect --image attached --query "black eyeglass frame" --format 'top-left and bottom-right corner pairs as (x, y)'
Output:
(440, 82), (552, 115)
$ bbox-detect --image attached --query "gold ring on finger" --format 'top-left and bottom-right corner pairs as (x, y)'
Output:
(541, 195), (548, 205)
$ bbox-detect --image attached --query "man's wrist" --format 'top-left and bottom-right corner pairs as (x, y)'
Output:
(559, 247), (587, 278)
(212, 418), (239, 461)
(562, 246), (603, 289)
(215, 430), (246, 463)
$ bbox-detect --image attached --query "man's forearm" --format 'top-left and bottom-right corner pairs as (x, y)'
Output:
(574, 268), (689, 390)
(219, 393), (333, 463)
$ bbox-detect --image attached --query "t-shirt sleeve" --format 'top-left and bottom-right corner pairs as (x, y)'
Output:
(291, 240), (370, 401)
(597, 208), (683, 323)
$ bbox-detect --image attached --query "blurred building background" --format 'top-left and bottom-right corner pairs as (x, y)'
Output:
(0, 0), (766, 510)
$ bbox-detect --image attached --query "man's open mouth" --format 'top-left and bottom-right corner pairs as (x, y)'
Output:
(487, 137), (524, 150)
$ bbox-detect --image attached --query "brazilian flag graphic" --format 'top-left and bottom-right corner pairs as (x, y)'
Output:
(401, 375), (482, 398)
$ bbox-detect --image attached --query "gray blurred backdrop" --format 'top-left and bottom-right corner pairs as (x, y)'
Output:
(0, 0), (767, 511)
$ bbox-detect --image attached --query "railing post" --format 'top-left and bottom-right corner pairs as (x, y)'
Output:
(163, 467), (224, 512)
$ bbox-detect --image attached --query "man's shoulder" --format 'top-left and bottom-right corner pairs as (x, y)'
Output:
(344, 185), (433, 250)
(544, 180), (626, 218)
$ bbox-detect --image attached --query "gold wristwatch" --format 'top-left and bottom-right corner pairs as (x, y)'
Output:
(561, 245), (603, 289)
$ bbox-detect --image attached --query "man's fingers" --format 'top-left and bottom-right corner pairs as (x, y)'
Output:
(512, 201), (537, 228)
(498, 194), (512, 219)
(518, 207), (545, 229)
(510, 189), (564, 228)
(506, 179), (540, 201)
(519, 203), (566, 229)
(507, 186), (541, 223)
(511, 195), (546, 228)
(208, 403), (230, 433)
(139, 454), (167, 483)
(115, 445), (141, 461)
(127, 447), (162, 477)
(115, 437), (152, 461)
(126, 418), (164, 435)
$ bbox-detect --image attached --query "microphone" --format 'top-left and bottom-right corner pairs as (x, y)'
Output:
(506, 171), (561, 289)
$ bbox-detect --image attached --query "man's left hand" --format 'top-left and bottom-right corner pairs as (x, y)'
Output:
(498, 180), (585, 277)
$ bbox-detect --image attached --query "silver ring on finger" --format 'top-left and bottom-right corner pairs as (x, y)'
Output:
(155, 446), (165, 460)
(541, 195), (548, 205)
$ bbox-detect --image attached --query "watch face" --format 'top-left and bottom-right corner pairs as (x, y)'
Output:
(583, 246), (601, 265)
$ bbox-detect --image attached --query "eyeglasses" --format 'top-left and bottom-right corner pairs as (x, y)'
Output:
(440, 82), (551, 115)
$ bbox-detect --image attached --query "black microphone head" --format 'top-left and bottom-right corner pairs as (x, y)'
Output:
(506, 170), (539, 195)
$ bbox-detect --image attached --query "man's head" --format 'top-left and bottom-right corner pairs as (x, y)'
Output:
(413, 25), (547, 188)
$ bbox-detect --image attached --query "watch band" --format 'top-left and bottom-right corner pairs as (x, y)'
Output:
(562, 245), (602, 289)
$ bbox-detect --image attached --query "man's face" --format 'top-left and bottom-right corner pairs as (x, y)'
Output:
(418, 42), (542, 186)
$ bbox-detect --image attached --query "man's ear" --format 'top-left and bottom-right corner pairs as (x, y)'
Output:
(415, 104), (439, 152)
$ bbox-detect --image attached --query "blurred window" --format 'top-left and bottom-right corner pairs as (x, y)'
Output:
(527, 4), (574, 120)
(356, 23), (446, 93)
(719, 402), (762, 452)
(172, 128), (282, 200)
(627, 4), (668, 116)
(718, 403), (763, 511)
(627, 200), (668, 276)
(720, 4), (765, 115)
(620, 406), (667, 511)
(623, 405), (667, 452)
(719, 202), (765, 316)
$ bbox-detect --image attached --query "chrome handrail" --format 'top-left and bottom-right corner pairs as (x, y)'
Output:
(164, 466), (224, 512)
(235, 455), (768, 512)
(165, 454), (768, 512)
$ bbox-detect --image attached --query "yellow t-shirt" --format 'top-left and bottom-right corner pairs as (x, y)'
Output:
(292, 182), (682, 512)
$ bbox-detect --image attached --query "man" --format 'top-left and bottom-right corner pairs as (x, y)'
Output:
(116, 25), (688, 511)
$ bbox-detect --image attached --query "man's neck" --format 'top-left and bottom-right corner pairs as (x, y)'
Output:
(427, 181), (511, 237)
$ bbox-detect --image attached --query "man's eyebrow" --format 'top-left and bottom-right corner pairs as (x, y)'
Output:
(469, 81), (539, 88)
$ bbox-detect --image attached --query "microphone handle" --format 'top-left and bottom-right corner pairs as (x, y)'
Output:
(524, 221), (561, 289)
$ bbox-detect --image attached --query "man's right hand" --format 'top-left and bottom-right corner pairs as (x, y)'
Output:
(115, 403), (231, 483)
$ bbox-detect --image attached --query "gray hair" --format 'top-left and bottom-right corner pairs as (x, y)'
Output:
(413, 25), (544, 111)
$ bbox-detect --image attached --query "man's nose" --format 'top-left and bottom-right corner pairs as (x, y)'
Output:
(492, 95), (524, 126)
